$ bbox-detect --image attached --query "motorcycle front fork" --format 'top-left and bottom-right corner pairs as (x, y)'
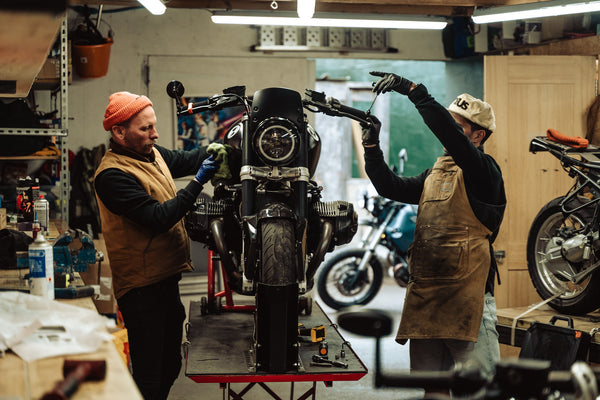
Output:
(350, 212), (395, 286)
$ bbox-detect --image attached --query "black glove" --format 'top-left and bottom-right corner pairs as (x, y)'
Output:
(370, 71), (414, 95)
(361, 115), (381, 147)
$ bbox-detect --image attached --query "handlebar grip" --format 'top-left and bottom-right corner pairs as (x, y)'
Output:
(334, 102), (370, 122)
(184, 99), (210, 114)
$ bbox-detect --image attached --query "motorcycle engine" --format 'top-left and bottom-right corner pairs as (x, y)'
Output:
(545, 234), (589, 264)
(560, 234), (589, 263)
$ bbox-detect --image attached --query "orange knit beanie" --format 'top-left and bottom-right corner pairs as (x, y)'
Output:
(103, 91), (153, 131)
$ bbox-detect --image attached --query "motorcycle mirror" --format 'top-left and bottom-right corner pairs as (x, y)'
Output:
(166, 80), (185, 100)
(337, 308), (393, 338)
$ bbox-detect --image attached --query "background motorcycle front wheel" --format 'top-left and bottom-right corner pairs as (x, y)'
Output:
(527, 196), (600, 315)
(317, 248), (383, 310)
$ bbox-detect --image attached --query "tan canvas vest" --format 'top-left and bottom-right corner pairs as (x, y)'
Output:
(396, 156), (491, 343)
(94, 148), (192, 299)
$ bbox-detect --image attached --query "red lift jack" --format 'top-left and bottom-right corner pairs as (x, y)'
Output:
(202, 249), (255, 314)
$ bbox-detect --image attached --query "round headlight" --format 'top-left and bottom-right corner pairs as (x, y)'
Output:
(254, 118), (300, 165)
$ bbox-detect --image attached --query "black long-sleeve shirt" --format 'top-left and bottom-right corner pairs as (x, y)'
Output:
(94, 140), (210, 233)
(364, 84), (506, 294)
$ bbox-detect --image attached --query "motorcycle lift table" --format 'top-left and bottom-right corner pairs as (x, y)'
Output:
(183, 299), (368, 400)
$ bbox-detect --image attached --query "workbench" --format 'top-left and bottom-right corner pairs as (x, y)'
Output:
(184, 299), (368, 399)
(0, 296), (142, 400)
(496, 304), (600, 362)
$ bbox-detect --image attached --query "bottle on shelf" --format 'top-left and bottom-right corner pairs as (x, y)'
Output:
(28, 222), (54, 299)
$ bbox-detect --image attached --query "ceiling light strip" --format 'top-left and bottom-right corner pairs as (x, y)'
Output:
(211, 15), (447, 30)
(137, 0), (166, 15)
(473, 0), (600, 24)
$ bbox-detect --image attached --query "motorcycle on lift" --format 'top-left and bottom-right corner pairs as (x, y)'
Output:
(528, 135), (600, 315)
(317, 149), (417, 310)
(166, 81), (375, 373)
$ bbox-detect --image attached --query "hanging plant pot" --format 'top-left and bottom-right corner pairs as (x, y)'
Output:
(72, 38), (113, 79)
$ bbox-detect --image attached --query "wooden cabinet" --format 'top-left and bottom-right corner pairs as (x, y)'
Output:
(484, 55), (597, 309)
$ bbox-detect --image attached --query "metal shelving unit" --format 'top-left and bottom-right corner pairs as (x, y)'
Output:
(0, 18), (69, 223)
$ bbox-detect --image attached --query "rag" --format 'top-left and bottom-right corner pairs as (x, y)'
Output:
(206, 143), (233, 184)
(547, 128), (589, 149)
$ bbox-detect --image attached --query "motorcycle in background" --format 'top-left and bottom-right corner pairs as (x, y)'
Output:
(528, 135), (600, 315)
(167, 82), (374, 373)
(317, 150), (417, 310)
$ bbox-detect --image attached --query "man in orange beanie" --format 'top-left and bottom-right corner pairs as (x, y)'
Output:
(94, 91), (219, 400)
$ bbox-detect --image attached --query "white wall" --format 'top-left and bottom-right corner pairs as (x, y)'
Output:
(66, 7), (446, 153)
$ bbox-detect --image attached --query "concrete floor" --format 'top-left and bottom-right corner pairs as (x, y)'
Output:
(168, 274), (423, 400)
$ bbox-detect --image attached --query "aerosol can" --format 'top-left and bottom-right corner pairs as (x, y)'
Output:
(29, 223), (54, 299)
(35, 194), (50, 235)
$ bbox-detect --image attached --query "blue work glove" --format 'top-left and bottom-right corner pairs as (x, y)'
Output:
(195, 155), (220, 185)
(370, 71), (414, 95)
(361, 115), (382, 147)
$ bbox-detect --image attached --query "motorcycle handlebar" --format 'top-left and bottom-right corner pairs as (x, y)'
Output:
(176, 94), (244, 117)
(303, 89), (372, 125)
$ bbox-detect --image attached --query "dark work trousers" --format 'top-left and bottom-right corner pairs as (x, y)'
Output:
(117, 273), (186, 400)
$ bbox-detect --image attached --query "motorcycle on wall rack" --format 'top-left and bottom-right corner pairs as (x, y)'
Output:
(167, 81), (377, 374)
(527, 135), (600, 315)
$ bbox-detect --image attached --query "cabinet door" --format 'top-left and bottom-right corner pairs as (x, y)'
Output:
(484, 55), (596, 309)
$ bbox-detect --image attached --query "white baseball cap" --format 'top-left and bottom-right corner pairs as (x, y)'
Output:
(448, 93), (496, 132)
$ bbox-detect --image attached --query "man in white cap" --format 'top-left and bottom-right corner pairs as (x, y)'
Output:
(94, 91), (219, 400)
(362, 72), (506, 388)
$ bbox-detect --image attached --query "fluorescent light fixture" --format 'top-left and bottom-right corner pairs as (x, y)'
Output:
(472, 0), (600, 24)
(211, 11), (447, 30)
(298, 0), (316, 19)
(137, 0), (166, 15)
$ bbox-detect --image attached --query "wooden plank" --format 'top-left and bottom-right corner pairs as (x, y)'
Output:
(0, 11), (63, 97)
(529, 35), (600, 56)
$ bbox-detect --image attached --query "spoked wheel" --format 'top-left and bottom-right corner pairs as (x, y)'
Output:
(527, 196), (600, 315)
(317, 248), (383, 310)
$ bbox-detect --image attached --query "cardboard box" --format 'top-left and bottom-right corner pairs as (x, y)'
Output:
(37, 57), (60, 80)
(36, 56), (72, 84)
(79, 234), (117, 315)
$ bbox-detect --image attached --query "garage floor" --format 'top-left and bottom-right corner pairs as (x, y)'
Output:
(168, 274), (422, 400)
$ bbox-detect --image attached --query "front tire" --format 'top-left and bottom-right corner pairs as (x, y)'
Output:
(255, 218), (298, 373)
(527, 196), (600, 315)
(317, 248), (383, 310)
(260, 218), (297, 285)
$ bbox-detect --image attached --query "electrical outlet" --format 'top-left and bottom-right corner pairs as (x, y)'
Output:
(306, 27), (322, 47)
(260, 26), (276, 46)
(283, 27), (298, 46)
(370, 30), (385, 48)
(328, 28), (346, 47)
(350, 29), (367, 48)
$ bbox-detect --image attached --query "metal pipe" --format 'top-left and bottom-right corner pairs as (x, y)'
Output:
(306, 220), (333, 284)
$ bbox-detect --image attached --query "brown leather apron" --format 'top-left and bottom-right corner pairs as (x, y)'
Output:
(396, 156), (491, 343)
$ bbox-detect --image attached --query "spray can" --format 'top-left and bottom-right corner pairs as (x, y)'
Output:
(35, 194), (50, 234)
(29, 223), (54, 299)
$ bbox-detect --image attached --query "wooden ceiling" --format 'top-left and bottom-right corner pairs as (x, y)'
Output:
(68, 0), (555, 17)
